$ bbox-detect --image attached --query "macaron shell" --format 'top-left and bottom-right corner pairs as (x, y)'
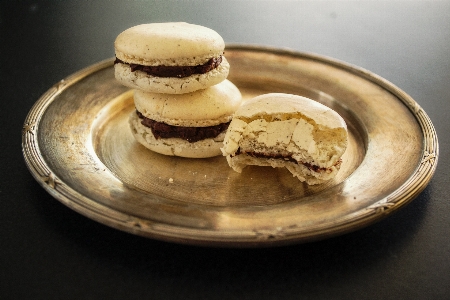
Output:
(234, 93), (347, 130)
(114, 22), (225, 65)
(225, 154), (340, 185)
(134, 79), (242, 126)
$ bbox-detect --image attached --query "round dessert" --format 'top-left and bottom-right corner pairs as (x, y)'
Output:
(114, 22), (230, 94)
(129, 79), (242, 158)
(221, 93), (348, 185)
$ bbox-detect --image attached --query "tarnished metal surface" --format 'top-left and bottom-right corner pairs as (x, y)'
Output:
(22, 45), (438, 246)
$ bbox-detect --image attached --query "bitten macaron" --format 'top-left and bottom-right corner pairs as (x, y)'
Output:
(114, 22), (230, 94)
(129, 79), (242, 158)
(221, 93), (348, 185)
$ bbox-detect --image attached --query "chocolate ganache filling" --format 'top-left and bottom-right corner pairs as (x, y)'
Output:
(137, 110), (230, 143)
(234, 148), (342, 173)
(114, 56), (222, 78)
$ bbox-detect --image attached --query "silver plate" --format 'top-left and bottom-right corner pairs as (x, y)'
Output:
(22, 45), (438, 246)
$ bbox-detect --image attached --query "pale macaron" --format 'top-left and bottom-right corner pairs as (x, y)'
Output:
(114, 22), (230, 94)
(130, 79), (242, 158)
(221, 93), (348, 185)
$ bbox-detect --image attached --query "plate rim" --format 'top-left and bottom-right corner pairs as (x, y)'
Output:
(22, 44), (439, 247)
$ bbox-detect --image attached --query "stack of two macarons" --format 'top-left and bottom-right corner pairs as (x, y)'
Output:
(114, 22), (242, 158)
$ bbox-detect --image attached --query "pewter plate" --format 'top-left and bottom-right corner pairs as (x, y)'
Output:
(22, 45), (438, 247)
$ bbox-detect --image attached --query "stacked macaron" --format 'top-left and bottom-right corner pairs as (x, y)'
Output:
(114, 22), (242, 158)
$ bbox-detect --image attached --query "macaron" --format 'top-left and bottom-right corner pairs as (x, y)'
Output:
(129, 79), (242, 158)
(221, 93), (348, 185)
(114, 22), (230, 94)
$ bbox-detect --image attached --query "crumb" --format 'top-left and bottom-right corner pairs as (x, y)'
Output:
(169, 178), (174, 183)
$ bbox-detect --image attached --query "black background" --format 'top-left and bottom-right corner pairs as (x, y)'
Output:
(1, 1), (449, 299)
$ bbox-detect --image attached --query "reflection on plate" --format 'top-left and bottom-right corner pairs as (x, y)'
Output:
(22, 45), (438, 246)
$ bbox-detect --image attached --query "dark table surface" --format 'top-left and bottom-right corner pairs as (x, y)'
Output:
(1, 1), (449, 299)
